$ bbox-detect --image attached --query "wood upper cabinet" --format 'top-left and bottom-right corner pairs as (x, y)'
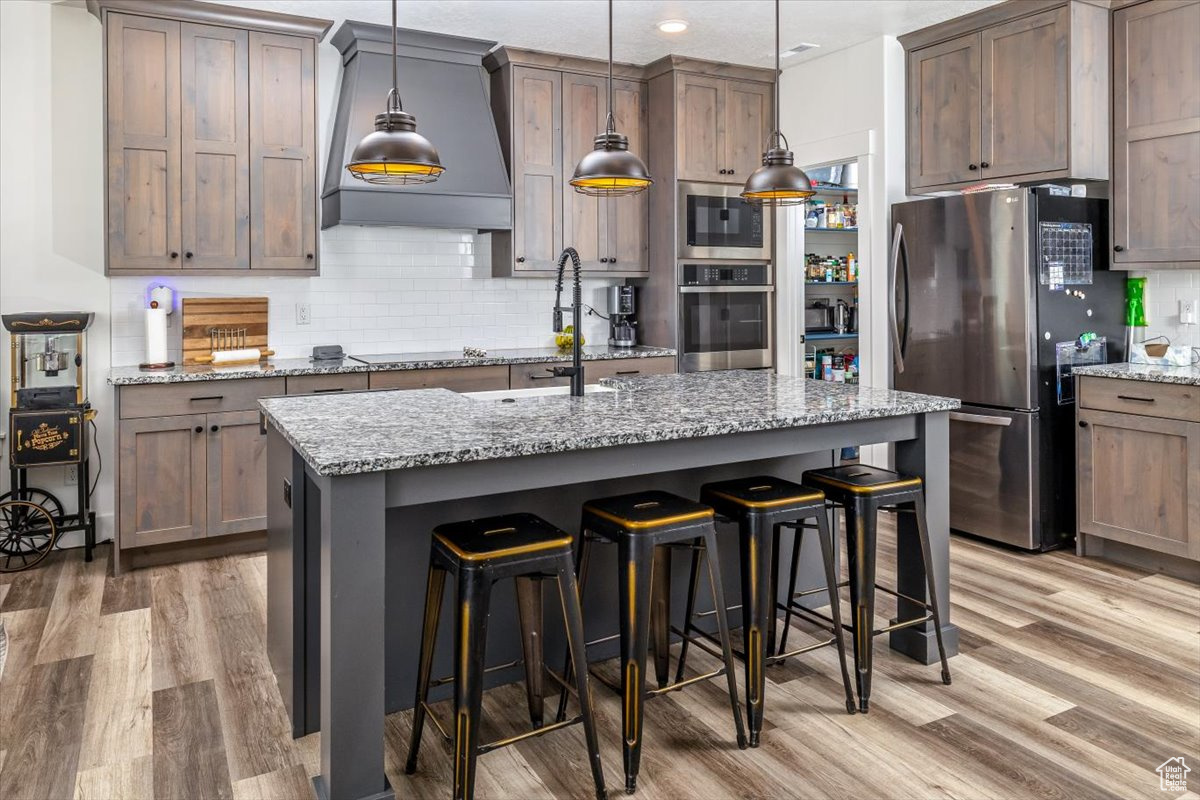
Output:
(206, 410), (268, 537)
(903, 0), (1108, 192)
(562, 72), (606, 270)
(606, 78), (649, 272)
(248, 31), (318, 271)
(181, 23), (249, 270)
(676, 74), (772, 183)
(106, 13), (182, 271)
(509, 66), (563, 273)
(1111, 0), (1200, 269)
(98, 4), (325, 275)
(118, 414), (207, 548)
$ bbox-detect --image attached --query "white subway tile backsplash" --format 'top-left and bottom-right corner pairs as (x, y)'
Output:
(109, 226), (623, 366)
(1133, 269), (1200, 350)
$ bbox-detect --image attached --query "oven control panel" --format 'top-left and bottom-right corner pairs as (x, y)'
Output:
(680, 263), (771, 286)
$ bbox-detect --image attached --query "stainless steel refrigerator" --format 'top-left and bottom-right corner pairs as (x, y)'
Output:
(890, 188), (1127, 551)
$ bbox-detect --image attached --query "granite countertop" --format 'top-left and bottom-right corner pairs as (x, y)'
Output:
(108, 346), (676, 385)
(259, 370), (961, 477)
(1072, 362), (1200, 386)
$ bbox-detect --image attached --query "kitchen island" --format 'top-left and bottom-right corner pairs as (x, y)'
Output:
(259, 371), (960, 800)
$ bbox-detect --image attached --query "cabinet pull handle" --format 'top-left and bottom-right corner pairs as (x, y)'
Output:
(210, 424), (220, 433)
(1113, 245), (1124, 252)
(189, 395), (224, 402)
(529, 373), (557, 381)
(311, 387), (345, 393)
(980, 161), (990, 168)
(1116, 394), (1154, 403)
(968, 164), (978, 171)
(615, 370), (640, 375)
(194, 425), (204, 433)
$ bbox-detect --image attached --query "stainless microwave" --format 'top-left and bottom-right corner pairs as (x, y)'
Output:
(678, 181), (771, 260)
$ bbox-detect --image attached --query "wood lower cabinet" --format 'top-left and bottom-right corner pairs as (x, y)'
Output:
(509, 356), (675, 388)
(1077, 378), (1200, 561)
(118, 414), (208, 548)
(206, 410), (268, 537)
(369, 366), (510, 392)
(1111, 0), (1200, 269)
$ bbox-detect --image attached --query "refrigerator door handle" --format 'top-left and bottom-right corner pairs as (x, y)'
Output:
(889, 222), (909, 374)
(949, 411), (1014, 427)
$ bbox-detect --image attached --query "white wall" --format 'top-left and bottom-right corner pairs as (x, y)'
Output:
(1133, 270), (1200, 352)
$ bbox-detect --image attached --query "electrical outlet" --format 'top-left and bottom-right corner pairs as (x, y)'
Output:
(64, 464), (78, 485)
(296, 302), (311, 326)
(1181, 298), (1197, 325)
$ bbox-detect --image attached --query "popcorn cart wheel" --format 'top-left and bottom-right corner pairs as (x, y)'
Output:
(0, 500), (58, 572)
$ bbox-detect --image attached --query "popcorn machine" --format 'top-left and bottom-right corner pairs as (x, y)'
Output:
(2, 312), (97, 571)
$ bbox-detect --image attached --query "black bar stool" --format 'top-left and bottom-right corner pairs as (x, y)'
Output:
(799, 465), (952, 713)
(555, 490), (746, 794)
(405, 512), (606, 800)
(673, 476), (856, 746)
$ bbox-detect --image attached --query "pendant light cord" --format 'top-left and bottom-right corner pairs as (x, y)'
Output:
(605, 0), (615, 135)
(386, 0), (403, 120)
(772, 0), (781, 149)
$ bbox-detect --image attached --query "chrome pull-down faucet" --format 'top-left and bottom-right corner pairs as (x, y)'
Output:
(552, 247), (585, 397)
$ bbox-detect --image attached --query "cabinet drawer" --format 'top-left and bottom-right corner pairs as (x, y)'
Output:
(286, 373), (369, 395)
(510, 362), (570, 389)
(369, 366), (509, 392)
(588, 356), (676, 382)
(119, 378), (285, 419)
(1078, 377), (1199, 423)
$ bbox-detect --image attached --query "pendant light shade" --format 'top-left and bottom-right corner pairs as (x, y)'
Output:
(569, 0), (652, 197)
(741, 0), (814, 206)
(346, 0), (444, 185)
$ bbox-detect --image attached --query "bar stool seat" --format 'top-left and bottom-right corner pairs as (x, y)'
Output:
(406, 513), (606, 800)
(801, 464), (952, 714)
(702, 477), (825, 515)
(558, 489), (746, 794)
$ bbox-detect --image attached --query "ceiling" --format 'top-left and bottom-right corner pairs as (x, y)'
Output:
(201, 0), (1003, 67)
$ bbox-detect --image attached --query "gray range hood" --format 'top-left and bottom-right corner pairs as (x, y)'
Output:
(322, 22), (512, 231)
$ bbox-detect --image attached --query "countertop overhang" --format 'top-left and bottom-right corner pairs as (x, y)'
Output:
(107, 346), (676, 385)
(259, 371), (961, 477)
(1072, 362), (1200, 386)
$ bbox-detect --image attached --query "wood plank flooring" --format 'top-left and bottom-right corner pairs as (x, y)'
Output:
(0, 525), (1197, 800)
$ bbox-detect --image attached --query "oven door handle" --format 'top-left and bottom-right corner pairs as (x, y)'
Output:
(679, 285), (775, 294)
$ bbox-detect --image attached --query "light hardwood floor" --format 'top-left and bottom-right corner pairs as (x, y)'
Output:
(0, 524), (1197, 800)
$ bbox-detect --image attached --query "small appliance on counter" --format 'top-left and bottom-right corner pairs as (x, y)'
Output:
(0, 312), (98, 571)
(607, 285), (638, 348)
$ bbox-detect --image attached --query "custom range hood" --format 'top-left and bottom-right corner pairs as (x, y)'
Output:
(323, 22), (511, 231)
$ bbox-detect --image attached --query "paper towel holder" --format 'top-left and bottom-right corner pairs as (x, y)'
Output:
(139, 285), (176, 371)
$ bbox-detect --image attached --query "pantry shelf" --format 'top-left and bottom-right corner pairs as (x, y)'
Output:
(805, 332), (859, 341)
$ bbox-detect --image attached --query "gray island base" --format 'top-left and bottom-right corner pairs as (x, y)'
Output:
(259, 371), (961, 800)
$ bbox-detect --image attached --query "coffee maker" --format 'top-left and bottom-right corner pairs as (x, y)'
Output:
(607, 285), (637, 348)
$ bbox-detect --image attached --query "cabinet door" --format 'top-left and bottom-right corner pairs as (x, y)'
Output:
(511, 67), (562, 272)
(606, 78), (649, 272)
(677, 73), (725, 182)
(1078, 408), (1199, 559)
(119, 415), (207, 548)
(206, 410), (268, 537)
(908, 34), (982, 189)
(249, 31), (317, 270)
(724, 80), (772, 181)
(181, 23), (250, 270)
(980, 7), (1068, 180)
(106, 14), (182, 271)
(561, 72), (607, 270)
(1112, 0), (1200, 267)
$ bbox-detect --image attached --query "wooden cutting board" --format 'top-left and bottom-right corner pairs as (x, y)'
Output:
(181, 297), (269, 364)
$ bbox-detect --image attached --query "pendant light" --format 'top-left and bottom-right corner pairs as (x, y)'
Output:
(569, 0), (652, 197)
(346, 0), (445, 185)
(741, 0), (814, 206)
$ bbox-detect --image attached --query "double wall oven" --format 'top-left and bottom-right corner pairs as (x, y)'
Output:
(677, 182), (773, 372)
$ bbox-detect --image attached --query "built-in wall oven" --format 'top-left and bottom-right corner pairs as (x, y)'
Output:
(679, 181), (771, 260)
(678, 263), (773, 372)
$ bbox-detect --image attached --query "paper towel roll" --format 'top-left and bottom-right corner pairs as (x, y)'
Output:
(144, 308), (169, 364)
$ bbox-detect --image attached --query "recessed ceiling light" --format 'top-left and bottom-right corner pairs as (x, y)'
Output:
(781, 42), (820, 58)
(657, 19), (689, 34)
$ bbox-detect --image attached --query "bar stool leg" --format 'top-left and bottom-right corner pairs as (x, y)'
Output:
(777, 524), (804, 658)
(405, 563), (447, 774)
(701, 525), (749, 751)
(651, 546), (672, 689)
(814, 510), (856, 715)
(452, 569), (492, 800)
(844, 501), (878, 713)
(555, 553), (608, 800)
(912, 495), (952, 686)
(765, 523), (781, 658)
(555, 531), (593, 724)
(737, 513), (771, 747)
(673, 537), (703, 685)
(618, 534), (655, 794)
(514, 576), (545, 729)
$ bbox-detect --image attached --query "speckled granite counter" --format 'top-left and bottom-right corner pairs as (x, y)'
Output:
(260, 370), (960, 476)
(108, 345), (675, 385)
(1072, 362), (1200, 386)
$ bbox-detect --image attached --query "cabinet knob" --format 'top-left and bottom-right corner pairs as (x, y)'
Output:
(194, 425), (203, 433)
(609, 257), (617, 264)
(516, 256), (526, 263)
(1113, 245), (1124, 252)
(185, 251), (193, 259)
(718, 168), (727, 175)
(1078, 420), (1088, 428)
(968, 164), (978, 171)
(306, 253), (314, 260)
(210, 424), (220, 433)
(599, 257), (608, 263)
(170, 251), (179, 259)
(980, 161), (990, 169)
(728, 169), (735, 175)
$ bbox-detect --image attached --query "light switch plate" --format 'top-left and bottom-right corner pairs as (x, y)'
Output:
(1181, 298), (1197, 325)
